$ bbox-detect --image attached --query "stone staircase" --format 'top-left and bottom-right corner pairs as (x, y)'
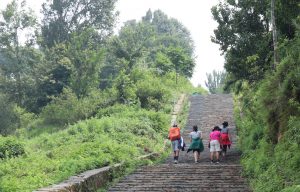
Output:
(108, 94), (251, 192)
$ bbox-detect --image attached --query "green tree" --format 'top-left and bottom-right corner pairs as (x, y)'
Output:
(67, 29), (105, 97)
(0, 0), (40, 107)
(211, 0), (300, 88)
(110, 22), (155, 73)
(41, 0), (118, 48)
(0, 94), (18, 135)
(32, 44), (72, 112)
(151, 9), (194, 57)
(101, 9), (196, 89)
(114, 70), (137, 104)
(165, 46), (195, 79)
(205, 70), (227, 94)
(211, 0), (271, 85)
(100, 21), (155, 88)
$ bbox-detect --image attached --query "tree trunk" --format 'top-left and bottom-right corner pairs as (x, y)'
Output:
(271, 0), (279, 69)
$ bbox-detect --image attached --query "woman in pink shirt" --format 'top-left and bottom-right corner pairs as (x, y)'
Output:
(209, 126), (221, 163)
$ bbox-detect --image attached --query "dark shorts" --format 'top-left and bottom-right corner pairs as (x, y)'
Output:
(192, 149), (201, 153)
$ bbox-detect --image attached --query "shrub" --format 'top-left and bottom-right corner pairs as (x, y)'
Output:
(14, 106), (36, 129)
(40, 88), (110, 126)
(0, 136), (25, 159)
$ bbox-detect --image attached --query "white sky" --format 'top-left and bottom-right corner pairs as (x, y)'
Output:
(1, 0), (224, 87)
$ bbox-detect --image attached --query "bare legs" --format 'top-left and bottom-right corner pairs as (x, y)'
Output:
(173, 150), (179, 163)
(222, 145), (228, 157)
(210, 151), (220, 163)
(193, 151), (200, 163)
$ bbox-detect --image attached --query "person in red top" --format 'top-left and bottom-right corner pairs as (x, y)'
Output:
(168, 124), (181, 164)
(220, 121), (232, 157)
(209, 126), (221, 163)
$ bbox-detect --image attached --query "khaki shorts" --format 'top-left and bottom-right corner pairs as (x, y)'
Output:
(210, 140), (221, 152)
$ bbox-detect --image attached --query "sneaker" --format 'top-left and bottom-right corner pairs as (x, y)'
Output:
(216, 161), (220, 164)
(210, 160), (214, 164)
(174, 160), (178, 164)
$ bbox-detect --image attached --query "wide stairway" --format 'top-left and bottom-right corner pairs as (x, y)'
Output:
(108, 94), (251, 192)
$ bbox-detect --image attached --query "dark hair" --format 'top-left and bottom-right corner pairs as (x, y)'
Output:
(173, 124), (177, 127)
(213, 126), (220, 131)
(193, 125), (198, 132)
(222, 121), (228, 127)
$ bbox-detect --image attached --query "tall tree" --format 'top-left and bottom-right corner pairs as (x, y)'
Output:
(101, 9), (196, 89)
(0, 93), (18, 135)
(151, 10), (194, 57)
(212, 0), (299, 88)
(271, 0), (278, 69)
(205, 70), (227, 94)
(41, 0), (118, 48)
(211, 0), (272, 85)
(100, 21), (155, 88)
(68, 29), (105, 97)
(0, 0), (40, 106)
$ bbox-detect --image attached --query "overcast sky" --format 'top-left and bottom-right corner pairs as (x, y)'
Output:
(1, 0), (224, 87)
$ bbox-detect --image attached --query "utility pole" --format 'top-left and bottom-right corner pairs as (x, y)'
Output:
(271, 0), (279, 70)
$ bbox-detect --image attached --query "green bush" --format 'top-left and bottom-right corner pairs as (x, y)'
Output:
(40, 88), (82, 125)
(0, 136), (25, 159)
(40, 88), (115, 126)
(14, 106), (36, 129)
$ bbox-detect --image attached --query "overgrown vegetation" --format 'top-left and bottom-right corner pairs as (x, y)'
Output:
(234, 30), (300, 191)
(212, 0), (300, 191)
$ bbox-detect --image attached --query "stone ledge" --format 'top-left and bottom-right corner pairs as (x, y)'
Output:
(34, 163), (123, 192)
(34, 152), (162, 192)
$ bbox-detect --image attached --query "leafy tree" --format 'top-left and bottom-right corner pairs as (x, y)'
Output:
(109, 22), (155, 73)
(67, 29), (105, 97)
(165, 46), (195, 78)
(275, 0), (299, 39)
(211, 0), (300, 88)
(151, 10), (194, 57)
(205, 70), (227, 94)
(134, 69), (170, 111)
(0, 0), (40, 107)
(32, 44), (72, 111)
(101, 10), (196, 89)
(114, 70), (137, 104)
(41, 0), (118, 48)
(100, 21), (155, 88)
(0, 94), (18, 135)
(211, 0), (272, 85)
(142, 9), (153, 23)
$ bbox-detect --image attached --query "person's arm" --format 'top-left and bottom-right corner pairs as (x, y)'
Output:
(200, 131), (203, 139)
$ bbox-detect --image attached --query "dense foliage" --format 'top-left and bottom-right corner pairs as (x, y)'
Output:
(0, 1), (206, 191)
(212, 0), (300, 191)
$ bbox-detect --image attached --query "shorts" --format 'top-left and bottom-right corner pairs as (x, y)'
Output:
(192, 149), (201, 153)
(171, 140), (179, 151)
(210, 140), (221, 152)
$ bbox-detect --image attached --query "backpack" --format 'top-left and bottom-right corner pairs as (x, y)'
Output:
(169, 127), (180, 141)
(178, 136), (186, 151)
